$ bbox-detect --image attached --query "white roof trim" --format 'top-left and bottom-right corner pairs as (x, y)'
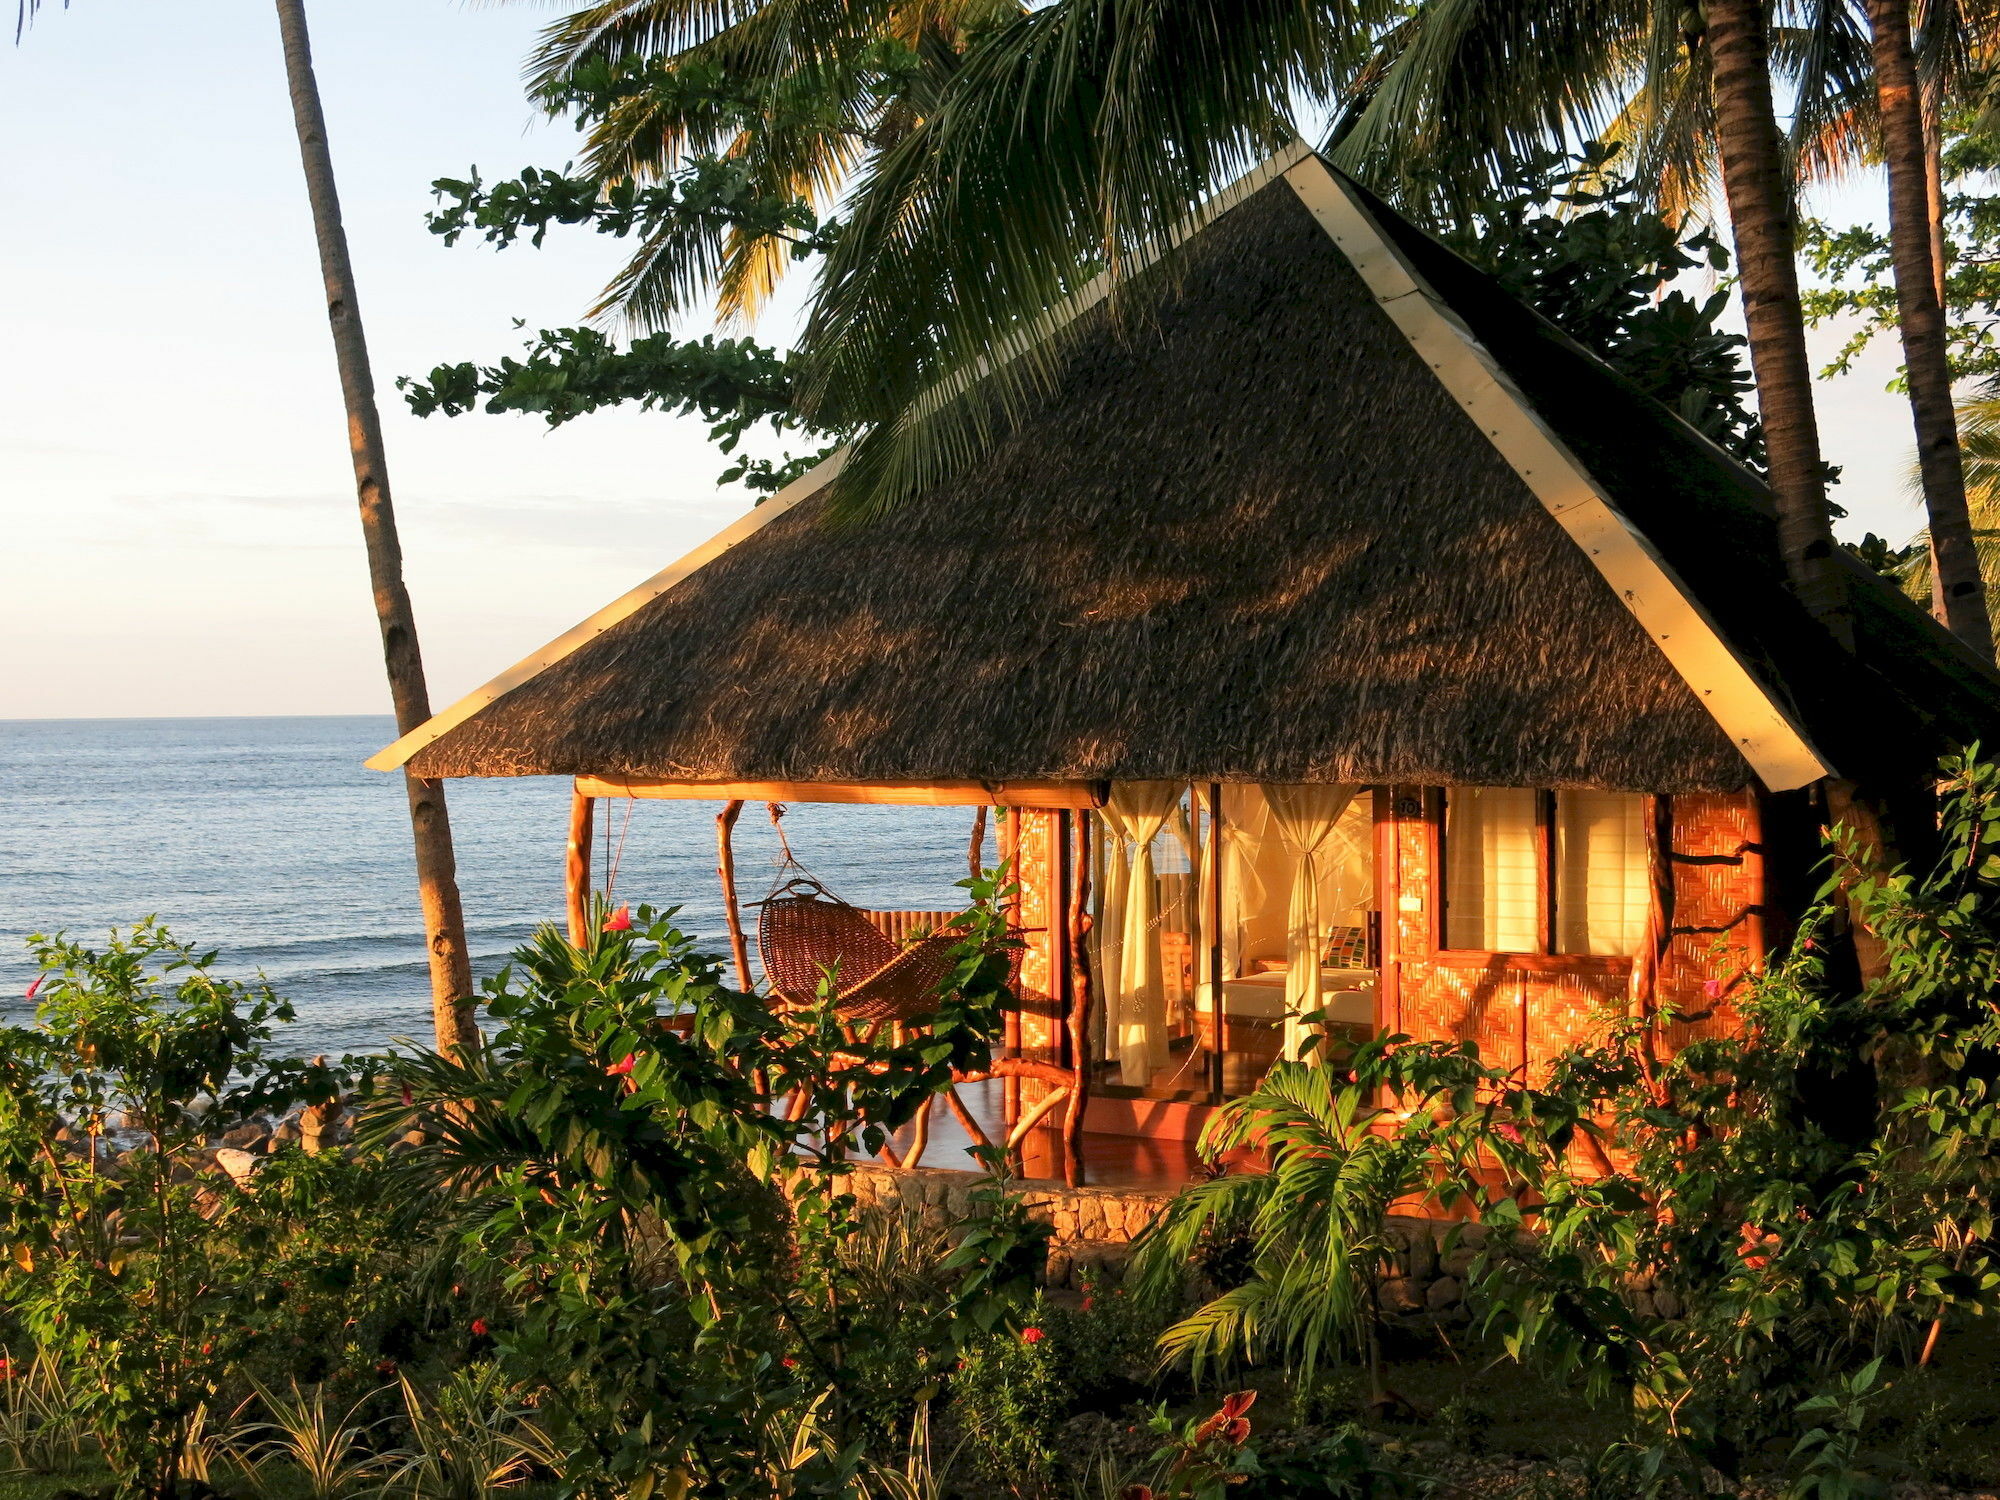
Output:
(1278, 156), (1831, 793)
(365, 450), (847, 772)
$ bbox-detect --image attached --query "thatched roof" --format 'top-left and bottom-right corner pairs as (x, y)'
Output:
(377, 151), (2000, 796)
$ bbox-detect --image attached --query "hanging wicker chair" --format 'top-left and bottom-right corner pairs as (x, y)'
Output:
(756, 877), (1008, 1025)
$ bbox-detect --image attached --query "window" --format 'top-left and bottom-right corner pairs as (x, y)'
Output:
(1443, 788), (1650, 956)
(1444, 788), (1540, 951)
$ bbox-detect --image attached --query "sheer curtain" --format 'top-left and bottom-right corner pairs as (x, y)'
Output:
(1265, 784), (1359, 1059)
(1098, 782), (1181, 1086)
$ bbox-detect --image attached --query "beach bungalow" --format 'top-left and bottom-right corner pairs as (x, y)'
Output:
(369, 143), (2000, 1189)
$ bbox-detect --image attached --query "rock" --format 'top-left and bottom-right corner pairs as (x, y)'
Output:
(1378, 1277), (1424, 1315)
(1440, 1246), (1478, 1277)
(213, 1148), (259, 1184)
(1426, 1276), (1463, 1311)
(1652, 1286), (1682, 1320)
(269, 1120), (302, 1149)
(221, 1123), (267, 1151)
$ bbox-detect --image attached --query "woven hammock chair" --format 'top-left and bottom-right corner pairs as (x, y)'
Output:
(757, 877), (998, 1025)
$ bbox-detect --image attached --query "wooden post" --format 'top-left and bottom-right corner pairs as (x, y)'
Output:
(1064, 809), (1094, 1187)
(968, 804), (989, 880)
(566, 789), (595, 947)
(1207, 783), (1226, 1104)
(1000, 809), (1022, 1125)
(715, 800), (752, 989)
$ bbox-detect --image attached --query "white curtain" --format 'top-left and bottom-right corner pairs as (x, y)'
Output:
(1099, 782), (1182, 1085)
(1265, 784), (1359, 1060)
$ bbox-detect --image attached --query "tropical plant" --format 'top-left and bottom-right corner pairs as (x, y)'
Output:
(390, 1363), (557, 1500)
(0, 1350), (94, 1474)
(0, 921), (339, 1500)
(358, 885), (1019, 1496)
(1460, 755), (2000, 1483)
(237, 1378), (395, 1500)
(1131, 1038), (1520, 1412)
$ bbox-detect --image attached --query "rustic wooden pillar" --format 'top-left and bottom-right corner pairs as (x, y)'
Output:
(715, 799), (751, 990)
(566, 787), (595, 947)
(1065, 808), (1094, 1187)
(1002, 808), (1022, 1125)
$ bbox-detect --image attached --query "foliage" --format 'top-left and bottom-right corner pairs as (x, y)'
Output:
(1463, 752), (2000, 1485)
(399, 324), (833, 495)
(0, 922), (345, 1500)
(1131, 1037), (1519, 1397)
(236, 1379), (393, 1500)
(948, 1315), (1066, 1489)
(359, 883), (1019, 1497)
(1443, 145), (1764, 470)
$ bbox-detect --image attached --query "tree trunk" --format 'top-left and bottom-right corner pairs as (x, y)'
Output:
(1866, 0), (1993, 658)
(1704, 0), (1852, 645)
(274, 0), (479, 1056)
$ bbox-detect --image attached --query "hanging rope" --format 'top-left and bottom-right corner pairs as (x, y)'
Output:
(604, 796), (637, 902)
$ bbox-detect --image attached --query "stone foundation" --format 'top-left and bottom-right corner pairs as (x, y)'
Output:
(846, 1163), (1482, 1316)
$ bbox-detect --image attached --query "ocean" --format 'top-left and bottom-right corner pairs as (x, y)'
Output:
(0, 716), (974, 1057)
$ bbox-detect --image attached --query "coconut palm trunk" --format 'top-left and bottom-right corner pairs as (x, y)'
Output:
(1703, 0), (1853, 644)
(273, 0), (479, 1056)
(1865, 0), (1993, 657)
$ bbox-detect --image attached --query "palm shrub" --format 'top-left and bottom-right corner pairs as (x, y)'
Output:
(1130, 1038), (1522, 1411)
(362, 882), (1020, 1498)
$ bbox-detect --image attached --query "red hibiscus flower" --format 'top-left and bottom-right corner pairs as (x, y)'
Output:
(1193, 1390), (1257, 1445)
(1495, 1122), (1524, 1144)
(1737, 1222), (1781, 1270)
(603, 906), (633, 933)
(606, 1053), (636, 1078)
(471, 1318), (490, 1337)
(782, 1356), (798, 1369)
(23, 975), (41, 1002)
(1019, 1326), (1044, 1344)
(1080, 1296), (1095, 1312)
(1702, 978), (1725, 1001)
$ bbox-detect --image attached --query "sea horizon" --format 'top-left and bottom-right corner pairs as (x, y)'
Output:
(0, 715), (973, 1057)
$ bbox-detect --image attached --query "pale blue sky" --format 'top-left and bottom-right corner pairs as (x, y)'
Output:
(1, 1), (1924, 721)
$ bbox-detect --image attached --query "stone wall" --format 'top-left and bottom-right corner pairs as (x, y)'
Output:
(848, 1163), (1483, 1318)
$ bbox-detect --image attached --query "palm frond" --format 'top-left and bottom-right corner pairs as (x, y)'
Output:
(797, 0), (1401, 520)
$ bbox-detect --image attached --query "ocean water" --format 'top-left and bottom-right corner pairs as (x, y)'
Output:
(0, 716), (974, 1056)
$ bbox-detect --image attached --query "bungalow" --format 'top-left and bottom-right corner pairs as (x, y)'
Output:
(369, 143), (2000, 1188)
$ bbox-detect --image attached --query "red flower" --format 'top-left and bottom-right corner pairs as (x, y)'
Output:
(471, 1318), (490, 1337)
(1019, 1326), (1044, 1344)
(400, 1083), (413, 1108)
(1192, 1390), (1257, 1445)
(782, 1356), (798, 1369)
(1080, 1296), (1095, 1312)
(603, 906), (633, 933)
(23, 975), (41, 1002)
(1737, 1222), (1781, 1270)
(1702, 979), (1725, 1001)
(376, 1360), (397, 1377)
(606, 1053), (636, 1078)
(1495, 1122), (1524, 1144)
(200, 1342), (213, 1356)
(0, 1359), (14, 1381)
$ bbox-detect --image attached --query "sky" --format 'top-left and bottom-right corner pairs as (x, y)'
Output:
(0, 1), (1931, 722)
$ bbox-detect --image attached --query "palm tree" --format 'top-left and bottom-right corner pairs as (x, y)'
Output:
(517, 0), (1022, 330)
(1863, 0), (1992, 655)
(1894, 388), (2000, 622)
(274, 0), (479, 1057)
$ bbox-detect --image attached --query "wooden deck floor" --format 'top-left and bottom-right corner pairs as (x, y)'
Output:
(880, 1078), (1210, 1191)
